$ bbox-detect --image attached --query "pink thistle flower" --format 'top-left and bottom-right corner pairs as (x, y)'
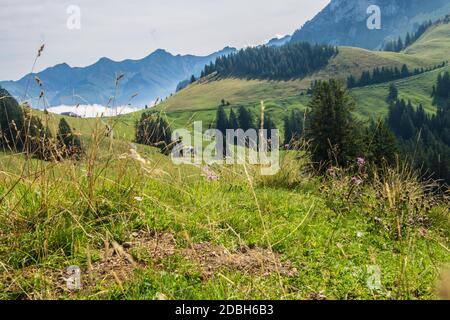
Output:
(357, 157), (366, 168)
(202, 166), (219, 182)
(351, 176), (363, 186)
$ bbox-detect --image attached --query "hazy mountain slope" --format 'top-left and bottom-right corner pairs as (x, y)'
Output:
(0, 47), (236, 108)
(290, 0), (450, 49)
(266, 35), (292, 47)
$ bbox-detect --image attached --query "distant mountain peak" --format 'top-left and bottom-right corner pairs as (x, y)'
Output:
(54, 62), (71, 69)
(149, 48), (172, 57)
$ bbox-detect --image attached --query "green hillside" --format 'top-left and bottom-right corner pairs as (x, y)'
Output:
(350, 64), (450, 118)
(155, 46), (432, 113)
(103, 21), (446, 136)
(404, 20), (450, 61)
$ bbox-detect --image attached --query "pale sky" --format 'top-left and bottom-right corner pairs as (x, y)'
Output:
(0, 0), (330, 80)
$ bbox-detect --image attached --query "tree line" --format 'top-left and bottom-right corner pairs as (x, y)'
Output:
(302, 77), (449, 185)
(347, 62), (447, 88)
(201, 42), (338, 80)
(214, 105), (277, 138)
(384, 20), (433, 52)
(135, 111), (173, 154)
(384, 15), (450, 53)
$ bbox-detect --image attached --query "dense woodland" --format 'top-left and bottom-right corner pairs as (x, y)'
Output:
(135, 111), (173, 154)
(387, 74), (450, 184)
(201, 42), (337, 80)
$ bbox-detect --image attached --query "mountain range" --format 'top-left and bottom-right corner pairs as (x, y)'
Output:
(0, 47), (236, 108)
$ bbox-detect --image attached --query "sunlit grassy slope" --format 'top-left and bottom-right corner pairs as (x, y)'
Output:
(80, 64), (448, 142)
(404, 21), (450, 61)
(155, 46), (434, 113)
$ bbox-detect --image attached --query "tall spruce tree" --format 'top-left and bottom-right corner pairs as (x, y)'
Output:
(366, 119), (398, 167)
(387, 83), (399, 103)
(215, 105), (229, 135)
(263, 113), (277, 140)
(307, 79), (361, 169)
(237, 106), (254, 131)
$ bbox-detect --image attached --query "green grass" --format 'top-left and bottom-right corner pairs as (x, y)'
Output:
(404, 21), (450, 61)
(0, 145), (448, 300)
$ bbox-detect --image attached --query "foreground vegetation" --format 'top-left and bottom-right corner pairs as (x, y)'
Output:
(0, 90), (449, 299)
(0, 133), (448, 299)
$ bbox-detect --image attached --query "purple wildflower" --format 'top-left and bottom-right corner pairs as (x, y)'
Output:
(351, 176), (363, 186)
(202, 166), (219, 182)
(357, 157), (366, 168)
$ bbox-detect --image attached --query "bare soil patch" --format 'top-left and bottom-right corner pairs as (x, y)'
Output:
(1, 231), (297, 298)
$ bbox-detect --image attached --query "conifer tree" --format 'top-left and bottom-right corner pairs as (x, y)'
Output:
(57, 118), (82, 159)
(263, 113), (277, 140)
(366, 119), (398, 167)
(237, 106), (254, 131)
(22, 109), (55, 161)
(215, 105), (229, 135)
(135, 112), (173, 153)
(396, 37), (404, 52)
(229, 109), (239, 130)
(387, 83), (398, 103)
(307, 80), (361, 169)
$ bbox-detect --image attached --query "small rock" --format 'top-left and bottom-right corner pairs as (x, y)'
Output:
(155, 292), (168, 300)
(122, 242), (133, 249)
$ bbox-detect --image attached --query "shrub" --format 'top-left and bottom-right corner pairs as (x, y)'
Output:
(135, 112), (173, 153)
(57, 118), (83, 160)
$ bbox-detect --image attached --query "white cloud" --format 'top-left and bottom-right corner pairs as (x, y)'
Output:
(47, 104), (144, 118)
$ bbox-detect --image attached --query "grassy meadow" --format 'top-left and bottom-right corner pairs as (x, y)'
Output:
(0, 19), (449, 301)
(0, 112), (449, 300)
